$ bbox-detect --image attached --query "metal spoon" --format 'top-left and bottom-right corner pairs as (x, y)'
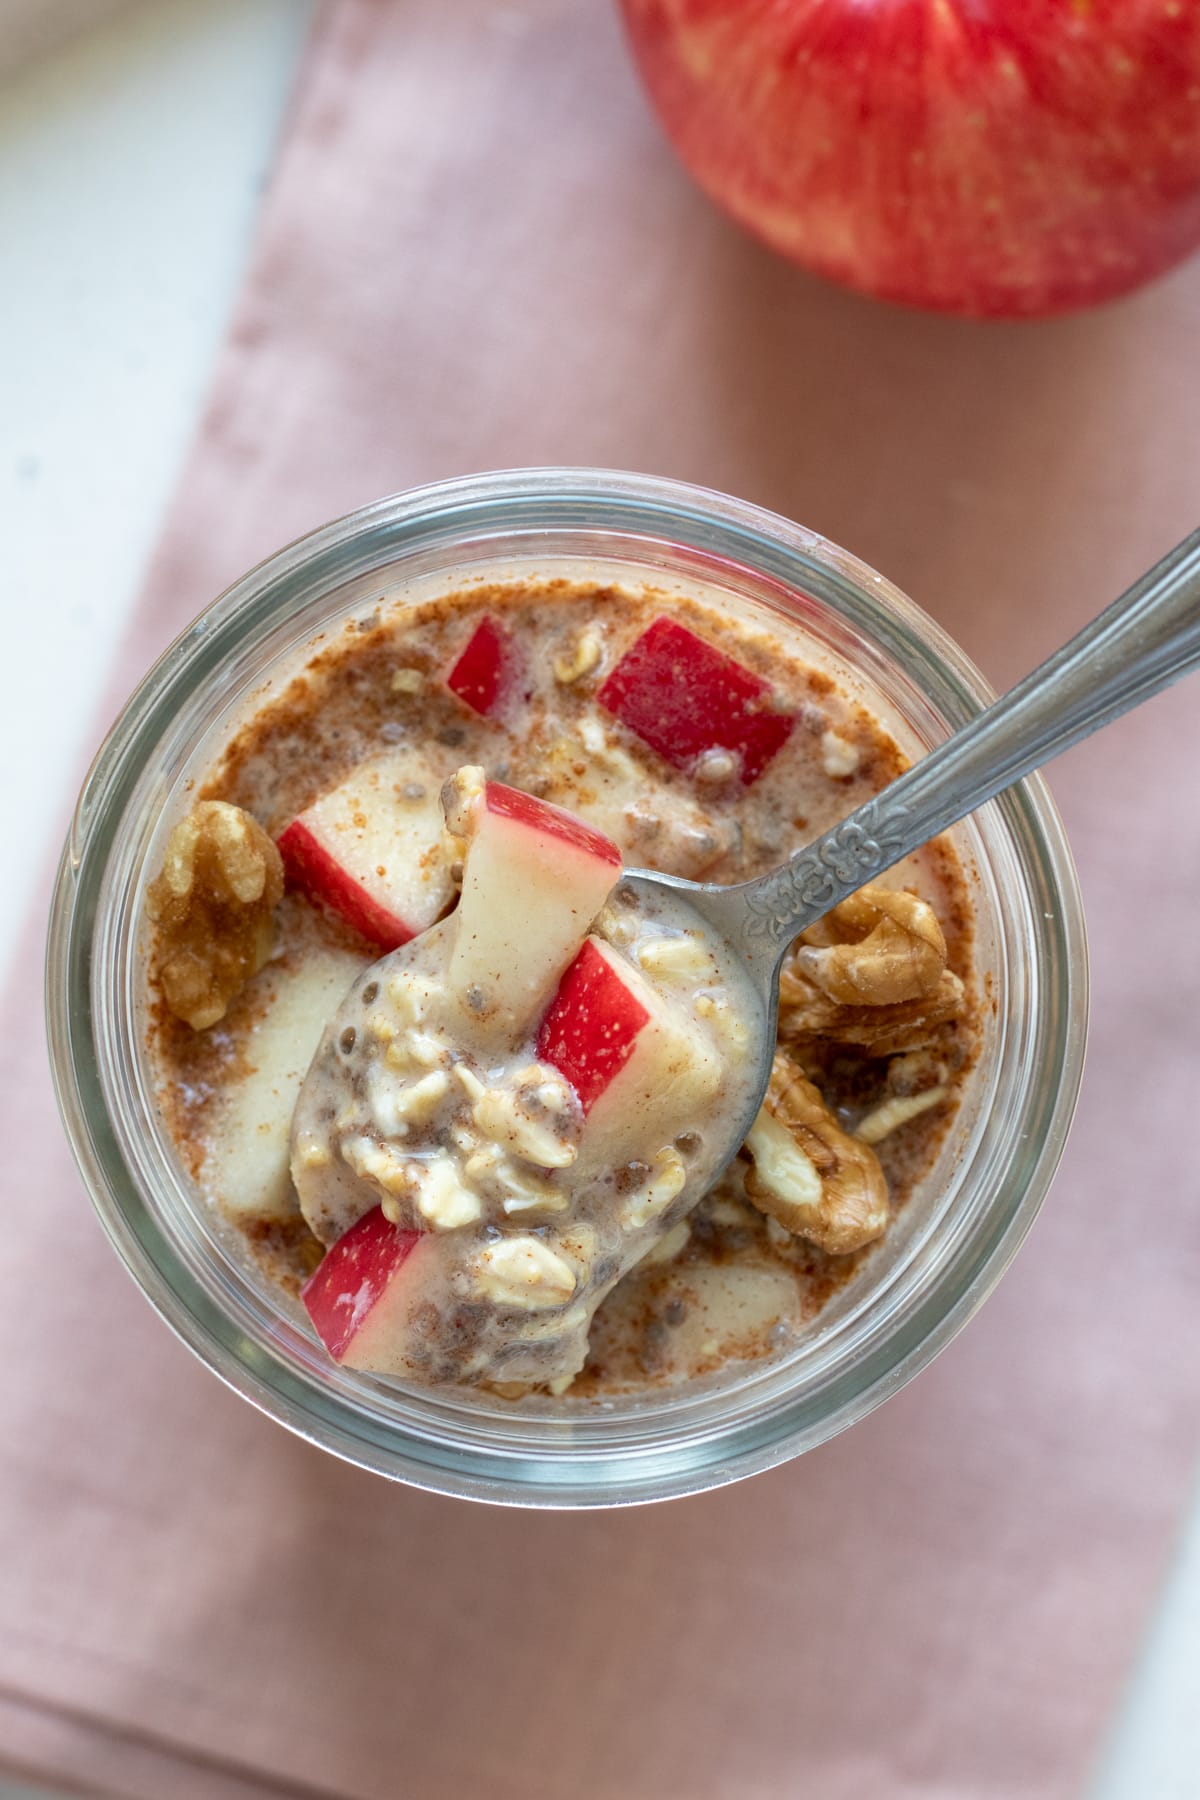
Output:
(623, 524), (1200, 1159)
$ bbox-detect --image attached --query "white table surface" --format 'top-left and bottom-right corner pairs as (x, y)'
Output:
(2, 3), (1197, 1795)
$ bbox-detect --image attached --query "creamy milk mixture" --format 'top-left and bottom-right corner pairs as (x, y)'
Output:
(147, 578), (979, 1398)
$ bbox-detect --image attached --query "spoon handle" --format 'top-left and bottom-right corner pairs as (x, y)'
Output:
(726, 524), (1200, 956)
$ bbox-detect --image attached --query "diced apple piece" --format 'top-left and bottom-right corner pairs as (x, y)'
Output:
(652, 1265), (799, 1373)
(598, 615), (795, 784)
(209, 944), (369, 1223)
(445, 615), (524, 718)
(277, 748), (454, 950)
(583, 1255), (799, 1384)
(666, 1265), (800, 1367)
(448, 777), (622, 1035)
(536, 935), (722, 1157)
(535, 937), (647, 1113)
(301, 1204), (432, 1373)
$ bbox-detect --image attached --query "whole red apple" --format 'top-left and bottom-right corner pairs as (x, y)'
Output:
(617, 0), (1200, 317)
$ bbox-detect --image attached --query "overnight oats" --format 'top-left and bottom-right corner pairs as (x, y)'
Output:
(50, 471), (1084, 1502)
(146, 577), (981, 1400)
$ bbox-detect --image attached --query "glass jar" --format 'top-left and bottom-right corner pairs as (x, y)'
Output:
(46, 469), (1087, 1507)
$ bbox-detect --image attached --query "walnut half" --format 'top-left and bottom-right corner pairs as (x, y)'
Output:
(744, 1052), (888, 1255)
(776, 968), (965, 1058)
(778, 881), (965, 1057)
(793, 883), (947, 1006)
(147, 801), (283, 1030)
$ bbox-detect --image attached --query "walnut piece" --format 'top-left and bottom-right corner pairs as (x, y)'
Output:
(855, 1087), (948, 1146)
(743, 1052), (889, 1255)
(777, 966), (965, 1057)
(778, 881), (965, 1056)
(793, 883), (948, 1006)
(147, 801), (283, 1030)
(552, 627), (603, 684)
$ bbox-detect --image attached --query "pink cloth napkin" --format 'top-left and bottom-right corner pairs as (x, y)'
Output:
(7, 2), (1200, 1795)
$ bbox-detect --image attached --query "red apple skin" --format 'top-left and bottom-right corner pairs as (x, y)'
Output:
(617, 0), (1200, 318)
(301, 1206), (422, 1363)
(446, 616), (522, 717)
(277, 818), (414, 951)
(536, 938), (650, 1111)
(484, 780), (624, 871)
(598, 615), (794, 783)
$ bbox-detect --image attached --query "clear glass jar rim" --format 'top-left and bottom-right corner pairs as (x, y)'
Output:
(46, 468), (1088, 1507)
